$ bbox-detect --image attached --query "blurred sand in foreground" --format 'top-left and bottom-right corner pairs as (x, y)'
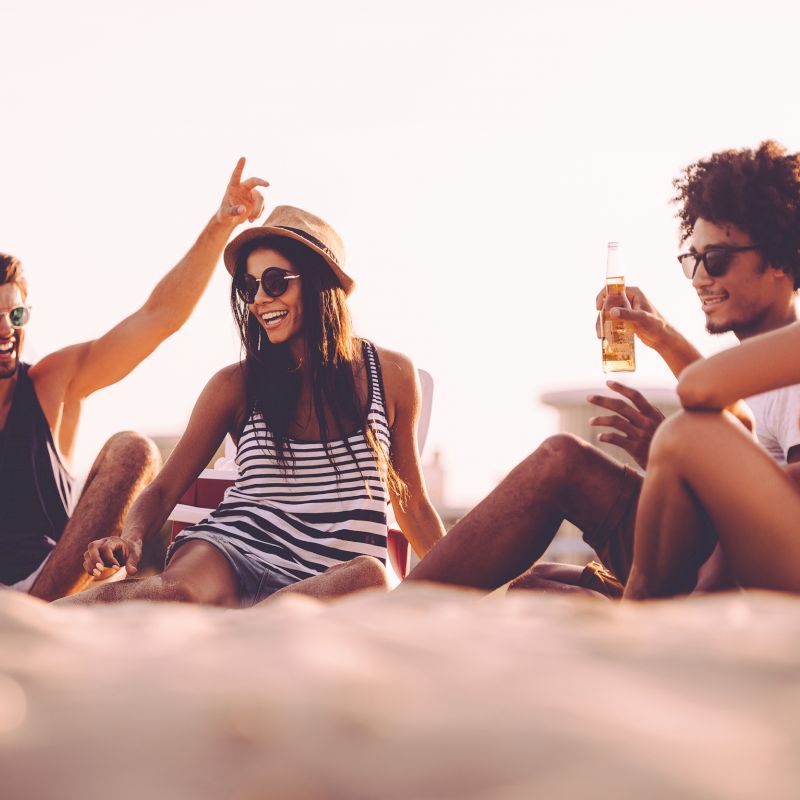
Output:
(1, 585), (799, 800)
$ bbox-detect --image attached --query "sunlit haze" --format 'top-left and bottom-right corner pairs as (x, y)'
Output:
(2, 0), (798, 504)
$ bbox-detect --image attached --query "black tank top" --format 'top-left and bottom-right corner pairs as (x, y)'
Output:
(0, 363), (75, 584)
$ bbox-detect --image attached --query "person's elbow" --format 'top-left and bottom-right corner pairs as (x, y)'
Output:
(141, 300), (185, 339)
(676, 365), (723, 409)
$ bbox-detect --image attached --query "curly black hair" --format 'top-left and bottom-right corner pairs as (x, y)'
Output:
(673, 140), (800, 289)
(0, 253), (27, 299)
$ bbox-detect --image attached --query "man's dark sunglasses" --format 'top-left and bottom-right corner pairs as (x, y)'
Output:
(236, 267), (300, 304)
(677, 244), (761, 280)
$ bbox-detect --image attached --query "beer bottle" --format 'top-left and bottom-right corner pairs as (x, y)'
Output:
(601, 241), (636, 372)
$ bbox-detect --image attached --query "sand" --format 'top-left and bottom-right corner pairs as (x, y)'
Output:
(1, 585), (799, 800)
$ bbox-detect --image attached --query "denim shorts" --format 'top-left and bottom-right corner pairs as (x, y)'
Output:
(166, 531), (297, 607)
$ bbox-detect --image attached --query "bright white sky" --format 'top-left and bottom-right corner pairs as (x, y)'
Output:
(2, 0), (799, 504)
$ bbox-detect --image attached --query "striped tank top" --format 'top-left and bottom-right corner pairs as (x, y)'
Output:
(186, 340), (391, 582)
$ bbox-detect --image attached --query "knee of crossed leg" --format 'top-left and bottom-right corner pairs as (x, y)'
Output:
(103, 431), (162, 479)
(527, 433), (592, 491)
(159, 574), (204, 604)
(350, 555), (390, 590)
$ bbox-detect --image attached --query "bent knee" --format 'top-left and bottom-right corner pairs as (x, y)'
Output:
(650, 410), (719, 462)
(526, 433), (598, 484)
(349, 555), (390, 590)
(157, 575), (203, 604)
(101, 431), (162, 473)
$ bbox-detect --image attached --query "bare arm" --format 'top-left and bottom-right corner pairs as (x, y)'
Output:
(82, 365), (244, 576)
(380, 350), (446, 559)
(53, 159), (268, 401)
(678, 322), (800, 409)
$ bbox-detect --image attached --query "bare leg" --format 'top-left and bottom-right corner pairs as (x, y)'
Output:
(259, 556), (389, 605)
(406, 434), (639, 590)
(625, 411), (800, 599)
(30, 432), (161, 602)
(54, 540), (241, 607)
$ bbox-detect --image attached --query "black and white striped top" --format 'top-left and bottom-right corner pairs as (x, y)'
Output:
(183, 340), (391, 582)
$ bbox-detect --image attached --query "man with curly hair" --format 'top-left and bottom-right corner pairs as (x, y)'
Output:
(407, 140), (800, 597)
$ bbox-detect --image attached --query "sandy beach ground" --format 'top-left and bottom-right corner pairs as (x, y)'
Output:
(1, 585), (799, 800)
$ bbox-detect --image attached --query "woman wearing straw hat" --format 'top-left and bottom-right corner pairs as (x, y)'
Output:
(65, 189), (446, 607)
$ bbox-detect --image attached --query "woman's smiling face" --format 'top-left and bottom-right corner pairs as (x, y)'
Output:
(245, 247), (304, 347)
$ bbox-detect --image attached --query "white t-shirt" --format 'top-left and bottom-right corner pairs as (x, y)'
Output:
(746, 384), (800, 464)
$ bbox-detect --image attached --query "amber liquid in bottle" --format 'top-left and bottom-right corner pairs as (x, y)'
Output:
(601, 243), (635, 372)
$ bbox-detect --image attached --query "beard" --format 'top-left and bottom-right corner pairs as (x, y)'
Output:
(0, 360), (17, 380)
(0, 333), (20, 379)
(705, 320), (734, 335)
(706, 306), (769, 339)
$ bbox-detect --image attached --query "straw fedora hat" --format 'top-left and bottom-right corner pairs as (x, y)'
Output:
(223, 205), (354, 296)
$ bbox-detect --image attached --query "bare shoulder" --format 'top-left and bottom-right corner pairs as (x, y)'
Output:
(206, 362), (246, 391)
(205, 362), (248, 431)
(373, 345), (417, 388)
(372, 345), (418, 426)
(27, 343), (92, 418)
(28, 342), (88, 388)
(201, 363), (247, 414)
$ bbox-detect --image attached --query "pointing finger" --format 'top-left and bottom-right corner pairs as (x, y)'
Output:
(229, 157), (246, 186)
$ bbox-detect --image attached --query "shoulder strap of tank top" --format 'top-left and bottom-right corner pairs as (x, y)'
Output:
(361, 339), (388, 420)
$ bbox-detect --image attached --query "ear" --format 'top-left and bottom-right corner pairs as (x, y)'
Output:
(770, 265), (790, 280)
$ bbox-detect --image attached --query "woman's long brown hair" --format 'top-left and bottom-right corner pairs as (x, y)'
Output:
(230, 236), (406, 502)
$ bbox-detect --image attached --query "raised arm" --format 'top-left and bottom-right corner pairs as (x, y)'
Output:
(52, 159), (267, 401)
(379, 349), (446, 559)
(82, 365), (244, 577)
(678, 322), (800, 409)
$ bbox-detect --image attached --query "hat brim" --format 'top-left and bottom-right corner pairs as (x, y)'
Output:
(223, 226), (355, 296)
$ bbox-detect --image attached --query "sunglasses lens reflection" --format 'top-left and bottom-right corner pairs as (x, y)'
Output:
(261, 269), (289, 297)
(237, 275), (258, 303)
(704, 250), (733, 277)
(9, 307), (28, 327)
(680, 254), (697, 279)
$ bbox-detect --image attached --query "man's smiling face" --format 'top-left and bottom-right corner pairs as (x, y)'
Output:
(689, 218), (792, 339)
(0, 282), (25, 380)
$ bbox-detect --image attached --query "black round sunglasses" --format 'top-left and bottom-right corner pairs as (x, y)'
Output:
(677, 244), (761, 280)
(236, 267), (300, 304)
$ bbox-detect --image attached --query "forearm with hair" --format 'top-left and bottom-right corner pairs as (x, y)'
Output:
(143, 217), (238, 331)
(121, 482), (174, 545)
